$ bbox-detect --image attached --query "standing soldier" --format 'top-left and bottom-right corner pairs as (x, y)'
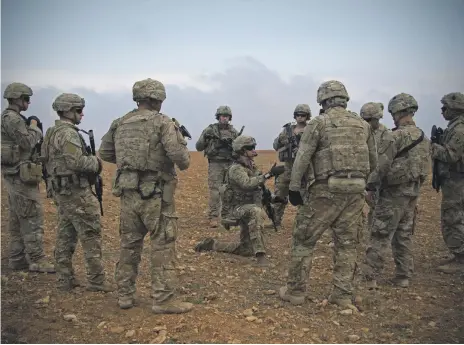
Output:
(272, 104), (311, 229)
(363, 93), (430, 288)
(99, 78), (192, 313)
(360, 102), (392, 228)
(281, 80), (377, 308)
(432, 92), (464, 274)
(1, 82), (55, 273)
(41, 93), (113, 292)
(194, 135), (285, 266)
(195, 106), (239, 228)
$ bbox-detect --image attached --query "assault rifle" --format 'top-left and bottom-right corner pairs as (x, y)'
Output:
(80, 129), (104, 216)
(431, 125), (444, 192)
(206, 125), (245, 149)
(26, 117), (50, 197)
(278, 123), (298, 162)
(261, 165), (286, 232)
(172, 118), (192, 139)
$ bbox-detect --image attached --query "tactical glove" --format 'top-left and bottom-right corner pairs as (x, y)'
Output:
(288, 190), (304, 206)
(264, 163), (285, 179)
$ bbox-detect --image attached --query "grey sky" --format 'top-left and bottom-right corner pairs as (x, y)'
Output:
(2, 0), (464, 148)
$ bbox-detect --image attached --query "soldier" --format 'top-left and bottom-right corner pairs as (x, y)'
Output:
(99, 78), (192, 313)
(272, 104), (311, 229)
(195, 106), (240, 228)
(281, 80), (377, 308)
(363, 93), (430, 288)
(432, 92), (464, 274)
(360, 102), (392, 228)
(41, 93), (113, 292)
(1, 82), (55, 273)
(194, 135), (285, 266)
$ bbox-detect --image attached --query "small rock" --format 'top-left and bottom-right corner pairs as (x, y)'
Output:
(256, 319), (263, 324)
(415, 296), (422, 301)
(321, 299), (328, 307)
(35, 295), (50, 304)
(332, 320), (340, 326)
(251, 306), (258, 312)
(340, 309), (353, 315)
(347, 334), (360, 342)
(150, 330), (167, 344)
(125, 330), (135, 338)
(263, 289), (276, 295)
(302, 328), (310, 332)
(361, 327), (369, 333)
(97, 321), (107, 329)
(153, 325), (167, 332)
(63, 314), (77, 322)
(110, 326), (125, 334)
(246, 316), (258, 322)
(243, 309), (253, 317)
(428, 321), (437, 327)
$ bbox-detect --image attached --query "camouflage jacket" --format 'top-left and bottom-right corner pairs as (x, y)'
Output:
(273, 122), (306, 162)
(367, 124), (394, 188)
(195, 123), (239, 161)
(431, 115), (464, 175)
(1, 107), (42, 175)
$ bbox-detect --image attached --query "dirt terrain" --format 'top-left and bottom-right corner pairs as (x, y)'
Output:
(1, 151), (463, 344)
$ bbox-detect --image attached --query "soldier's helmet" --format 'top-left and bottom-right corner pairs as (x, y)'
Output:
(132, 78), (166, 102)
(232, 135), (256, 153)
(3, 82), (33, 99)
(52, 93), (85, 112)
(360, 102), (384, 120)
(388, 93), (418, 114)
(293, 104), (311, 117)
(317, 80), (350, 104)
(441, 92), (464, 110)
(215, 105), (232, 120)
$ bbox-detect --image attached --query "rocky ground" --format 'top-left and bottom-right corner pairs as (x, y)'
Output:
(1, 151), (463, 344)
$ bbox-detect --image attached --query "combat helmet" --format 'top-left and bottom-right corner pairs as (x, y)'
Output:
(360, 102), (384, 120)
(52, 93), (85, 112)
(388, 93), (418, 114)
(293, 104), (311, 118)
(317, 80), (350, 104)
(441, 92), (464, 111)
(3, 82), (33, 100)
(215, 105), (232, 120)
(232, 135), (256, 153)
(132, 78), (166, 102)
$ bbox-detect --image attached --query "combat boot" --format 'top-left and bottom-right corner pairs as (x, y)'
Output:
(29, 258), (56, 273)
(57, 278), (81, 291)
(279, 286), (305, 305)
(87, 282), (115, 293)
(152, 300), (193, 314)
(118, 295), (135, 309)
(436, 255), (464, 274)
(195, 238), (215, 252)
(8, 258), (29, 271)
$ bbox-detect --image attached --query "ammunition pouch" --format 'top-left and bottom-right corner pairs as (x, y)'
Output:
(1, 143), (20, 166)
(19, 161), (42, 184)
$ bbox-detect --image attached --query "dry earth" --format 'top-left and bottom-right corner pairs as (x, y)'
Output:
(1, 151), (463, 344)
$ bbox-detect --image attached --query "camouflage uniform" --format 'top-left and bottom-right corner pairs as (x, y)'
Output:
(432, 93), (464, 273)
(195, 106), (239, 226)
(99, 78), (192, 313)
(1, 82), (54, 273)
(195, 135), (285, 266)
(363, 93), (430, 288)
(281, 80), (377, 308)
(272, 104), (311, 228)
(42, 93), (112, 291)
(360, 102), (393, 229)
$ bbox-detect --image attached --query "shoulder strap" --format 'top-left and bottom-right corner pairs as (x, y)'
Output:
(396, 130), (425, 158)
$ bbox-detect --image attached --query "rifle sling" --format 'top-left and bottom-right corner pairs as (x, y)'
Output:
(396, 130), (424, 158)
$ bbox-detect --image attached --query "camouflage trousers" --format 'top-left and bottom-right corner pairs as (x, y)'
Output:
(208, 160), (230, 219)
(115, 189), (178, 303)
(3, 175), (45, 266)
(213, 204), (266, 256)
(364, 187), (418, 280)
(54, 188), (105, 285)
(286, 182), (364, 299)
(273, 161), (292, 225)
(441, 177), (464, 255)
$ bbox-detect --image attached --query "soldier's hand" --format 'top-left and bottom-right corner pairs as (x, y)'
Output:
(268, 163), (285, 177)
(272, 195), (287, 204)
(288, 190), (303, 206)
(27, 116), (43, 131)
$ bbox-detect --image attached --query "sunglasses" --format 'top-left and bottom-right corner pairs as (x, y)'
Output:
(74, 108), (83, 114)
(22, 95), (30, 102)
(294, 113), (307, 117)
(243, 145), (256, 151)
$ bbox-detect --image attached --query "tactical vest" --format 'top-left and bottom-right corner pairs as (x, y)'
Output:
(204, 123), (237, 160)
(384, 125), (430, 186)
(221, 162), (262, 218)
(312, 108), (371, 180)
(278, 123), (303, 162)
(441, 118), (464, 175)
(42, 124), (93, 194)
(1, 109), (31, 169)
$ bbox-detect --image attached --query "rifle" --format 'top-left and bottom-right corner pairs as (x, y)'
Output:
(33, 138), (51, 197)
(80, 129), (104, 216)
(278, 123), (298, 162)
(261, 184), (286, 232)
(206, 125), (245, 151)
(172, 118), (192, 139)
(431, 125), (444, 192)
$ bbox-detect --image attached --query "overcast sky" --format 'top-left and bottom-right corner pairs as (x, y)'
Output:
(2, 0), (464, 149)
